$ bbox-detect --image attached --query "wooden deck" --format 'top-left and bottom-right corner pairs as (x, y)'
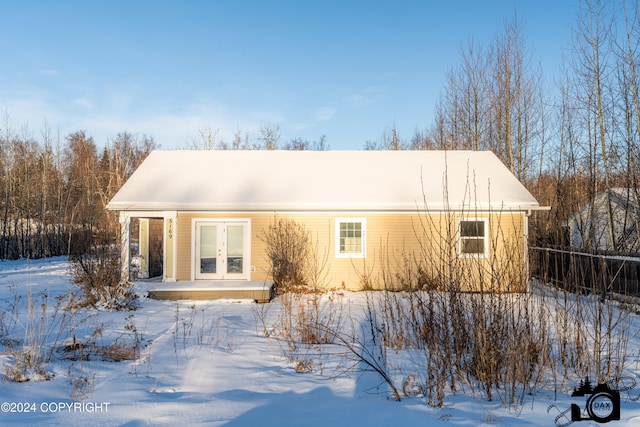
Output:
(142, 280), (274, 302)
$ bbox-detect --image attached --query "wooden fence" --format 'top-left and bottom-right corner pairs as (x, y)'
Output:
(530, 246), (640, 297)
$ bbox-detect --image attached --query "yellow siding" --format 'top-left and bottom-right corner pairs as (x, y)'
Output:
(165, 217), (175, 280)
(176, 214), (189, 280)
(173, 211), (527, 292)
(176, 213), (274, 281)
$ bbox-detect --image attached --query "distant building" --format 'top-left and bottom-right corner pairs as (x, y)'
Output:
(565, 188), (640, 252)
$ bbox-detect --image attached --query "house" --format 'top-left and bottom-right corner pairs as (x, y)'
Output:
(106, 150), (546, 300)
(565, 188), (640, 252)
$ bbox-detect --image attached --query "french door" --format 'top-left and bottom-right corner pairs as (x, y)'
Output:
(195, 221), (249, 280)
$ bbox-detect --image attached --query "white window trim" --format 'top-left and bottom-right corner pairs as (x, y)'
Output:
(457, 217), (489, 258)
(335, 218), (366, 258)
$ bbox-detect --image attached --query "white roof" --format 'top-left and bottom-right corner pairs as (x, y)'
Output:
(107, 150), (542, 212)
(567, 188), (640, 224)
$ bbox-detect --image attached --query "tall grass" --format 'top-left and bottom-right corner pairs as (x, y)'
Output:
(260, 198), (637, 410)
(3, 287), (76, 382)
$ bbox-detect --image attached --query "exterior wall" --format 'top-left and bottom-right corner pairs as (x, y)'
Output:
(173, 211), (528, 292)
(176, 212), (311, 282)
(164, 214), (176, 281)
(568, 199), (640, 252)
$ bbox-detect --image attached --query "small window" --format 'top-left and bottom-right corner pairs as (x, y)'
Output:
(458, 219), (488, 257)
(335, 218), (366, 258)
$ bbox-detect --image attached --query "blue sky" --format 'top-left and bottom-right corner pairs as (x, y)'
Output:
(0, 1), (578, 150)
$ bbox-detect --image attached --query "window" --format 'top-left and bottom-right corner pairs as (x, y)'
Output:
(335, 218), (366, 258)
(458, 219), (488, 257)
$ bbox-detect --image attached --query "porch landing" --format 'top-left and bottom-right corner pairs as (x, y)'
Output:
(142, 280), (274, 302)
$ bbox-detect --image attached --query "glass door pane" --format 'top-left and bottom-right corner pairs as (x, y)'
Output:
(194, 221), (249, 280)
(226, 225), (244, 274)
(199, 224), (218, 275)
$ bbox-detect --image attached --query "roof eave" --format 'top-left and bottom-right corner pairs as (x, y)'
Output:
(106, 202), (545, 213)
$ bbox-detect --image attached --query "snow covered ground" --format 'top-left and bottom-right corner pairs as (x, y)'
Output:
(0, 256), (639, 426)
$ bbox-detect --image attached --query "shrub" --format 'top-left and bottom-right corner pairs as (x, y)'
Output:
(261, 217), (311, 294)
(70, 244), (138, 311)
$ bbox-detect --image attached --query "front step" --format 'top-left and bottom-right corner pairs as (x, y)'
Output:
(145, 281), (274, 302)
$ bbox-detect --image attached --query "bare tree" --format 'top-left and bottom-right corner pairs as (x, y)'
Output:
(282, 135), (328, 151)
(615, 0), (640, 251)
(429, 16), (544, 180)
(232, 128), (252, 150)
(362, 126), (406, 150)
(573, 0), (617, 251)
(409, 128), (435, 150)
(258, 124), (281, 150)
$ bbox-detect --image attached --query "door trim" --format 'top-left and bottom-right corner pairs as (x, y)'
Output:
(191, 219), (251, 281)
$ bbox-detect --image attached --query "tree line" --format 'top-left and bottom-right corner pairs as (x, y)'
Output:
(206, 0), (640, 256)
(366, 0), (640, 254)
(3, 0), (640, 261)
(0, 122), (155, 259)
(0, 118), (333, 260)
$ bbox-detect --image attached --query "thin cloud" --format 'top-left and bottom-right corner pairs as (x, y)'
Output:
(311, 106), (336, 122)
(73, 98), (94, 109)
(0, 92), (288, 148)
(38, 68), (60, 77)
(292, 105), (336, 131)
(345, 86), (384, 108)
